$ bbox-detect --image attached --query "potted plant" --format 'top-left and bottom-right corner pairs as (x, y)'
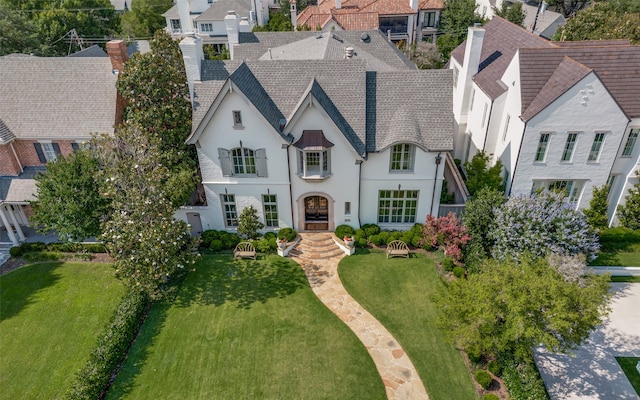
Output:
(277, 238), (287, 250)
(343, 235), (354, 248)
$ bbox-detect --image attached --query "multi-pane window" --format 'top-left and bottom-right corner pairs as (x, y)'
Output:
(170, 19), (181, 32)
(588, 132), (606, 161)
(561, 133), (578, 162)
(262, 195), (278, 227)
(41, 142), (57, 161)
(533, 180), (584, 203)
(200, 23), (213, 32)
(221, 194), (238, 227)
(232, 147), (256, 175)
(377, 190), (418, 224)
(390, 144), (414, 172)
(423, 11), (437, 27)
(299, 150), (330, 177)
(622, 128), (639, 157)
(534, 133), (550, 162)
(232, 110), (242, 126)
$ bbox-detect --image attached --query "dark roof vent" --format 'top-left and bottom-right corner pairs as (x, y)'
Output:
(360, 32), (370, 42)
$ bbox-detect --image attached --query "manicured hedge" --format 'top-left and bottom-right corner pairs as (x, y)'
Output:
(66, 290), (150, 400)
(10, 242), (106, 258)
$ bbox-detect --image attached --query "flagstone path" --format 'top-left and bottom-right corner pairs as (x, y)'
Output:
(289, 232), (429, 400)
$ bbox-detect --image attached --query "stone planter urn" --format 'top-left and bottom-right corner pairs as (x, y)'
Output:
(343, 236), (354, 248)
(277, 239), (287, 250)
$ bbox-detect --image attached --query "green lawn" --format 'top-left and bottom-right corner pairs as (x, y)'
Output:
(616, 357), (640, 396)
(107, 254), (385, 400)
(0, 262), (125, 400)
(610, 276), (640, 283)
(591, 243), (640, 266)
(339, 250), (478, 400)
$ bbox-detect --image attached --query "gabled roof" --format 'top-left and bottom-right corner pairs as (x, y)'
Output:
(0, 56), (117, 140)
(69, 45), (108, 58)
(196, 0), (251, 21)
(522, 3), (564, 39)
(235, 30), (416, 71)
(192, 59), (453, 155)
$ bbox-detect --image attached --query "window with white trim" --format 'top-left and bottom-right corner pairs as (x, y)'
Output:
(588, 132), (606, 161)
(170, 19), (181, 32)
(232, 110), (243, 127)
(200, 23), (213, 32)
(377, 190), (418, 224)
(42, 142), (57, 161)
(390, 143), (415, 172)
(218, 147), (267, 177)
(561, 132), (579, 162)
(622, 128), (639, 157)
(262, 194), (278, 227)
(221, 194), (238, 227)
(534, 133), (550, 162)
(298, 150), (330, 177)
(345, 202), (351, 215)
(532, 180), (584, 203)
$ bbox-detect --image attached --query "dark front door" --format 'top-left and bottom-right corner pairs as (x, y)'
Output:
(304, 196), (328, 230)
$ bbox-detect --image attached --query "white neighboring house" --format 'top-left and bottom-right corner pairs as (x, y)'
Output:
(451, 17), (640, 226)
(175, 31), (454, 234)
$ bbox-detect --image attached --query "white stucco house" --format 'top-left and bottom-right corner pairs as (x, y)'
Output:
(175, 29), (454, 234)
(451, 17), (640, 226)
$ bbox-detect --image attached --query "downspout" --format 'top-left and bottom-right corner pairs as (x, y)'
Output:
(286, 143), (295, 230)
(10, 141), (23, 174)
(430, 152), (442, 216)
(509, 120), (528, 196)
(482, 99), (494, 151)
(357, 159), (362, 227)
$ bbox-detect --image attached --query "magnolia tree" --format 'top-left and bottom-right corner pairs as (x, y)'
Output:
(618, 171), (640, 230)
(97, 126), (198, 301)
(237, 205), (263, 240)
(489, 191), (599, 261)
(421, 212), (470, 260)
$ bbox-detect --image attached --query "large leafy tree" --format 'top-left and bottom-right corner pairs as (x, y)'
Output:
(617, 171), (640, 230)
(3, 0), (121, 55)
(463, 151), (505, 197)
(117, 29), (196, 205)
(490, 191), (600, 261)
(435, 257), (611, 361)
(96, 126), (198, 301)
(121, 0), (172, 38)
(436, 0), (484, 61)
(554, 0), (640, 43)
(30, 148), (111, 241)
(493, 1), (525, 27)
(0, 3), (41, 55)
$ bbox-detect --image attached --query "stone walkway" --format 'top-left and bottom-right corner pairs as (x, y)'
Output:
(290, 232), (429, 400)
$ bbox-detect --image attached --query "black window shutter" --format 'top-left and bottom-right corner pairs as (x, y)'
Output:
(33, 143), (46, 163)
(52, 142), (61, 155)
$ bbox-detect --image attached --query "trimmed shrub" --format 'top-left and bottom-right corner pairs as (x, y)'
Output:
(83, 243), (106, 253)
(219, 232), (240, 250)
(487, 360), (502, 377)
(501, 358), (549, 400)
(401, 230), (415, 245)
(277, 228), (297, 242)
(355, 237), (368, 248)
(441, 257), (455, 272)
(453, 266), (466, 278)
(483, 394), (499, 400)
(475, 369), (492, 389)
(209, 239), (223, 252)
(368, 234), (384, 246)
(389, 231), (403, 241)
(9, 246), (22, 258)
(21, 242), (46, 252)
(355, 228), (365, 238)
(263, 232), (277, 240)
(22, 251), (64, 262)
(48, 242), (78, 253)
(335, 224), (355, 239)
(361, 223), (381, 237)
(379, 231), (391, 244)
(255, 238), (276, 253)
(66, 290), (149, 400)
(200, 230), (220, 248)
(411, 235), (422, 248)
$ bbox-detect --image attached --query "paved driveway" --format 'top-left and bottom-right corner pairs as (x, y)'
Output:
(534, 283), (640, 400)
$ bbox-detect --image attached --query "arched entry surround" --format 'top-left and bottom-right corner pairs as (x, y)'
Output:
(296, 192), (335, 232)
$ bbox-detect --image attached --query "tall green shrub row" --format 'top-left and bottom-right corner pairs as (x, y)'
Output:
(66, 291), (150, 400)
(336, 223), (425, 248)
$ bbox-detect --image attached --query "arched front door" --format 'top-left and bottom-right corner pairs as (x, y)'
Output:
(304, 195), (328, 230)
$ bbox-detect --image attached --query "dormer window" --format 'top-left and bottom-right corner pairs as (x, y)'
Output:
(390, 143), (415, 172)
(294, 130), (333, 180)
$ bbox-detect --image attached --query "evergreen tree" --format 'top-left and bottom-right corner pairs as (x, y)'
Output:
(617, 172), (640, 230)
(583, 184), (610, 230)
(238, 206), (264, 240)
(463, 151), (505, 197)
(494, 1), (525, 27)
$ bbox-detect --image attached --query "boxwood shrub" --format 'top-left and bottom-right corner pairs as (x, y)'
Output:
(475, 369), (492, 389)
(334, 224), (355, 239)
(277, 228), (297, 242)
(66, 290), (150, 400)
(483, 394), (499, 400)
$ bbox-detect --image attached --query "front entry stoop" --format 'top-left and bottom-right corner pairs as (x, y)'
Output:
(291, 232), (343, 260)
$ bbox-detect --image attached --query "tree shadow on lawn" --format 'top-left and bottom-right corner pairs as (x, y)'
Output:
(175, 255), (310, 309)
(0, 262), (62, 322)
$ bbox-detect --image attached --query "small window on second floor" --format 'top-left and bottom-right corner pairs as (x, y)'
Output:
(390, 143), (415, 172)
(200, 23), (213, 32)
(622, 128), (639, 157)
(588, 132), (606, 162)
(534, 133), (550, 162)
(233, 110), (243, 127)
(170, 19), (181, 32)
(561, 132), (579, 162)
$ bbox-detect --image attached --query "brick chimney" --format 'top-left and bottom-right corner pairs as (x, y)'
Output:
(106, 40), (129, 127)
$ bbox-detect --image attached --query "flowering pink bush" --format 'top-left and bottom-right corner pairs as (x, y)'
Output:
(421, 213), (470, 260)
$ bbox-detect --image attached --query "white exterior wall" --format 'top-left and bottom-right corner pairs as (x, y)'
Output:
(197, 20), (228, 36)
(511, 73), (628, 210)
(451, 58), (468, 159)
(286, 104), (361, 231)
(194, 90), (293, 232)
(465, 87), (492, 161)
(475, 0), (498, 19)
(361, 147), (443, 230)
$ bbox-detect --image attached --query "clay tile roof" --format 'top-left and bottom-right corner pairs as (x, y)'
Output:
(297, 0), (416, 27)
(419, 0), (444, 10)
(332, 11), (380, 30)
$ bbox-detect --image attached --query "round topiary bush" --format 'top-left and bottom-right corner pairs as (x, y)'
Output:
(263, 232), (277, 240)
(475, 369), (493, 390)
(453, 266), (466, 278)
(361, 223), (380, 237)
(9, 246), (23, 258)
(277, 227), (297, 242)
(200, 230), (220, 248)
(335, 224), (355, 239)
(209, 239), (223, 252)
(482, 394), (499, 400)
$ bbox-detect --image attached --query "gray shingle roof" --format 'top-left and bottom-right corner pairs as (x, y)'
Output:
(68, 45), (108, 58)
(197, 0), (252, 21)
(235, 30), (415, 71)
(192, 59), (452, 155)
(0, 56), (117, 140)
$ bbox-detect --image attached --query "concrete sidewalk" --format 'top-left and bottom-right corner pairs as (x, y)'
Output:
(535, 283), (640, 399)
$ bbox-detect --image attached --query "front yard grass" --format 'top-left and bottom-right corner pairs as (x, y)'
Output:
(0, 262), (124, 400)
(616, 357), (640, 396)
(591, 243), (640, 267)
(338, 250), (478, 400)
(107, 254), (385, 399)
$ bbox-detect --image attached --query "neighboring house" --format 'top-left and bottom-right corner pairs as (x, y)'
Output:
(0, 41), (127, 245)
(175, 31), (454, 234)
(475, 0), (564, 39)
(110, 0), (133, 13)
(451, 17), (640, 226)
(296, 0), (443, 44)
(163, 0), (274, 43)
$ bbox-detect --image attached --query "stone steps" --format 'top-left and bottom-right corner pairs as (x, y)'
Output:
(292, 233), (344, 260)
